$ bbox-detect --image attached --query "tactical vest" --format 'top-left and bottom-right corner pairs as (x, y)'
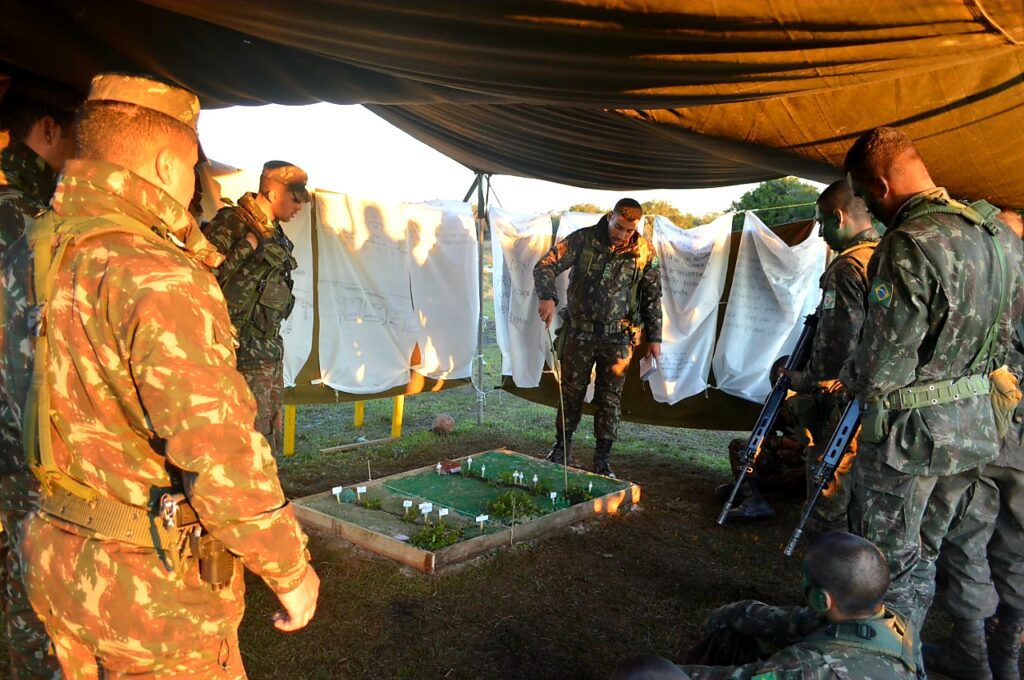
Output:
(217, 205), (297, 342)
(567, 232), (653, 333)
(800, 614), (921, 679)
(19, 212), (202, 558)
(861, 197), (1016, 440)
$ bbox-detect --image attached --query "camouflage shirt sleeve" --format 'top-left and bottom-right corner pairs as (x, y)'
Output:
(843, 232), (937, 399)
(684, 647), (843, 675)
(533, 229), (583, 304)
(123, 262), (309, 594)
(797, 258), (869, 390)
(701, 600), (824, 648)
(639, 248), (663, 343)
(204, 208), (255, 285)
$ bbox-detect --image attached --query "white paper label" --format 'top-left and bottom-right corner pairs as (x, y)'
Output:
(403, 500), (413, 508)
(438, 508), (449, 517)
(332, 485), (344, 496)
(356, 486), (367, 494)
(419, 502), (433, 513)
(476, 514), (488, 523)
(549, 491), (558, 500)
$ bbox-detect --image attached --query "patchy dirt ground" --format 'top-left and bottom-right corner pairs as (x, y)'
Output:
(237, 421), (970, 680)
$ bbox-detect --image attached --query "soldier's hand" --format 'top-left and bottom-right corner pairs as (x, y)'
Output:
(272, 564), (320, 632)
(646, 343), (661, 362)
(538, 299), (556, 327)
(245, 232), (260, 250)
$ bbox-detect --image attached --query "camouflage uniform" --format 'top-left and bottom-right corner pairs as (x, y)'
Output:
(0, 76), (311, 678)
(203, 194), (297, 457)
(533, 216), (661, 462)
(678, 600), (919, 679)
(790, 230), (878, 535)
(842, 188), (1024, 637)
(0, 137), (61, 677)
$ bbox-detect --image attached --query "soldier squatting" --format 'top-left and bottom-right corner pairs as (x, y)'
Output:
(0, 69), (1021, 680)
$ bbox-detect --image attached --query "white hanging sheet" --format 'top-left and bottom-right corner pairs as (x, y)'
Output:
(712, 211), (826, 403)
(489, 206), (553, 388)
(648, 213), (733, 404)
(316, 191), (418, 393)
(279, 201), (315, 387)
(406, 201), (480, 380)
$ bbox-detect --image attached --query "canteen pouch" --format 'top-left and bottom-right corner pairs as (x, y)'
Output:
(990, 365), (1022, 438)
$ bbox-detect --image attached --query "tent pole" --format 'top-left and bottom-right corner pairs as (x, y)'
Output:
(475, 172), (488, 426)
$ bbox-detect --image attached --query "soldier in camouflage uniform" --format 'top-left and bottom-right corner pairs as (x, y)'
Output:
(533, 198), (662, 476)
(781, 180), (879, 537)
(930, 208), (1024, 680)
(841, 127), (1024, 677)
(0, 74), (319, 678)
(676, 532), (921, 679)
(0, 74), (81, 679)
(202, 161), (308, 457)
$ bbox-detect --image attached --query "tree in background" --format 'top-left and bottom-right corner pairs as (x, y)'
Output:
(566, 203), (605, 214)
(729, 177), (820, 229)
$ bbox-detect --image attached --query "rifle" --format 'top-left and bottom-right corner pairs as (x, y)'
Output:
(784, 399), (861, 556)
(717, 314), (818, 526)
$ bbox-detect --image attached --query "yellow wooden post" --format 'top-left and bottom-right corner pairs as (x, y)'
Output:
(354, 401), (365, 428)
(390, 395), (405, 438)
(283, 405), (297, 457)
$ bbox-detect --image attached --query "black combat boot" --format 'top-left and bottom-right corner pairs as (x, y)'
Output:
(594, 438), (615, 477)
(545, 433), (573, 465)
(989, 607), (1024, 680)
(923, 618), (993, 680)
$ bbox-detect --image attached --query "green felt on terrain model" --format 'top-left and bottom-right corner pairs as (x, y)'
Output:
(381, 450), (626, 517)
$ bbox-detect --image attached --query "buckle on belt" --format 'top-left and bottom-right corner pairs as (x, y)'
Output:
(160, 492), (186, 529)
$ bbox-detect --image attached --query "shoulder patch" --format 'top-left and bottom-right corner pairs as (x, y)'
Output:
(868, 279), (893, 308)
(822, 289), (836, 310)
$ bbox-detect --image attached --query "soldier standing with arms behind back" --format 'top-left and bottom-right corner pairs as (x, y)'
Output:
(0, 73), (81, 680)
(0, 73), (319, 678)
(533, 198), (662, 477)
(780, 180), (878, 537)
(203, 161), (308, 457)
(841, 126), (1024, 677)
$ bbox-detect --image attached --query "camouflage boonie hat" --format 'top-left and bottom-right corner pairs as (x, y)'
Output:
(262, 160), (310, 203)
(87, 73), (199, 131)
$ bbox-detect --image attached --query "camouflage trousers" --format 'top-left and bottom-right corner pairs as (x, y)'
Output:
(849, 456), (997, 634)
(554, 333), (632, 442)
(0, 473), (60, 678)
(239, 360), (284, 457)
(940, 463), (1024, 614)
(792, 393), (857, 534)
(22, 514), (248, 679)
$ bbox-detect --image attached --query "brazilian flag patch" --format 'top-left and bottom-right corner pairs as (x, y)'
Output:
(869, 279), (893, 308)
(822, 290), (836, 310)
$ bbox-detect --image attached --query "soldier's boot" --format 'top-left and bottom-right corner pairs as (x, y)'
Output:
(545, 433), (573, 465)
(922, 618), (994, 680)
(988, 607), (1024, 680)
(594, 438), (615, 478)
(725, 481), (775, 521)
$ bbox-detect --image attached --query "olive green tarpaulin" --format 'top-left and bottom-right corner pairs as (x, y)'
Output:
(2, 0), (1023, 205)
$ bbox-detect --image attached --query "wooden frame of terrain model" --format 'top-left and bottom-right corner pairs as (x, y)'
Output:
(292, 449), (641, 574)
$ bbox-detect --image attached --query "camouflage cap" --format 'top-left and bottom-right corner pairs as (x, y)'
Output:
(87, 73), (199, 131)
(262, 160), (310, 203)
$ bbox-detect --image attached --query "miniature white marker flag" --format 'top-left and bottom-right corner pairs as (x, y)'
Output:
(476, 514), (488, 529)
(332, 485), (344, 503)
(419, 502), (433, 514)
(403, 500), (413, 509)
(436, 462), (442, 475)
(438, 508), (449, 518)
(550, 491), (558, 506)
(356, 485), (367, 500)
(466, 457), (473, 470)
(481, 464), (486, 478)
(588, 481), (593, 493)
